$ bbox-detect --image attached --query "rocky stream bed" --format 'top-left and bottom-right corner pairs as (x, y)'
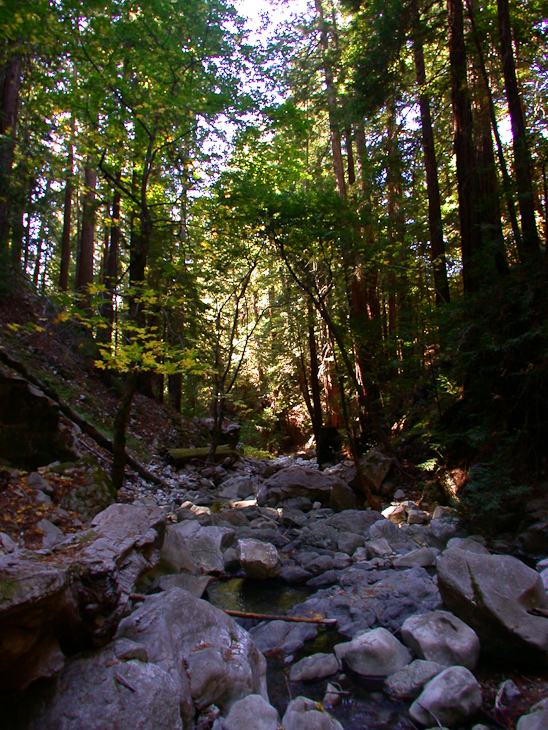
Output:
(3, 450), (548, 730)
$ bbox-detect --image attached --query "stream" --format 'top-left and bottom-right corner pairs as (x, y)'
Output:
(206, 577), (416, 729)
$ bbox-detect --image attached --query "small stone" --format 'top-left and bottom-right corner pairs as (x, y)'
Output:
(33, 490), (52, 506)
(224, 694), (279, 730)
(384, 660), (445, 700)
(382, 504), (407, 524)
(407, 509), (430, 525)
(323, 683), (342, 707)
(27, 472), (54, 495)
(0, 532), (17, 552)
(289, 653), (339, 682)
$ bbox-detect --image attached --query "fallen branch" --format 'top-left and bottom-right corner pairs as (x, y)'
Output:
(0, 348), (164, 486)
(223, 609), (337, 625)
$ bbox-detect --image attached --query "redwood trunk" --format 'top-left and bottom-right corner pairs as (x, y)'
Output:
(59, 121), (74, 291)
(413, 10), (450, 304)
(75, 163), (96, 293)
(497, 0), (540, 259)
(0, 53), (22, 256)
(448, 0), (482, 292)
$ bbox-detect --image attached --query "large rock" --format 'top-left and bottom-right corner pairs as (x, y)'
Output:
(18, 646), (183, 730)
(258, 466), (347, 507)
(401, 610), (480, 670)
(409, 666), (482, 727)
(237, 538), (281, 579)
(334, 627), (411, 677)
(0, 503), (166, 691)
(0, 370), (79, 469)
(152, 521), (200, 577)
(117, 588), (267, 725)
(282, 696), (344, 730)
(341, 447), (394, 495)
(59, 457), (116, 521)
(293, 565), (441, 638)
(517, 705), (548, 730)
(437, 548), (548, 664)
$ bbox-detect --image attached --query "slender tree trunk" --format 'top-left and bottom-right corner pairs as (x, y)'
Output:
(447, 0), (482, 292)
(413, 8), (450, 304)
(75, 162), (96, 293)
(345, 126), (356, 187)
(497, 0), (540, 259)
(0, 51), (22, 258)
(99, 186), (120, 342)
(112, 369), (138, 492)
(167, 373), (182, 412)
(32, 179), (50, 290)
(59, 117), (74, 291)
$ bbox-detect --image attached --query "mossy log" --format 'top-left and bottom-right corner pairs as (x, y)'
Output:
(168, 445), (233, 466)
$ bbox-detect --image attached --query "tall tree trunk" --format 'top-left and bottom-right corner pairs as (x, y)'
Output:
(447, 0), (482, 292)
(58, 118), (74, 291)
(413, 8), (450, 304)
(497, 0), (540, 260)
(465, 0), (522, 256)
(167, 373), (182, 412)
(75, 162), (96, 294)
(471, 53), (509, 277)
(0, 51), (22, 258)
(314, 0), (347, 200)
(111, 369), (138, 492)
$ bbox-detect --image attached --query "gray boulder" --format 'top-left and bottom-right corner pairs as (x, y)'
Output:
(334, 627), (411, 677)
(437, 548), (548, 663)
(430, 518), (459, 544)
(149, 520), (199, 577)
(224, 694), (279, 730)
(409, 666), (482, 727)
(24, 647), (183, 730)
(383, 659), (445, 700)
(337, 532), (365, 555)
(401, 610), (480, 670)
(289, 653), (339, 682)
(393, 547), (439, 568)
(326, 510), (383, 535)
(0, 503), (165, 691)
(517, 706), (548, 730)
(258, 466), (346, 507)
(340, 448), (393, 495)
(329, 479), (357, 512)
(282, 696), (344, 730)
(237, 538), (281, 579)
(219, 477), (255, 501)
(117, 588), (267, 725)
(249, 620), (317, 655)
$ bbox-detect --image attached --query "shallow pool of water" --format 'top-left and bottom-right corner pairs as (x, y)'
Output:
(206, 577), (420, 729)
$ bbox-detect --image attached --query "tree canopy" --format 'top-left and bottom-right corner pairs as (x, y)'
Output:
(2, 0), (548, 521)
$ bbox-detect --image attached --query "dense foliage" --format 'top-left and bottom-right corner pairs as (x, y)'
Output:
(1, 0), (548, 519)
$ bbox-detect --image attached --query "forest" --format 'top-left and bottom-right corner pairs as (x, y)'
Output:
(1, 0), (548, 524)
